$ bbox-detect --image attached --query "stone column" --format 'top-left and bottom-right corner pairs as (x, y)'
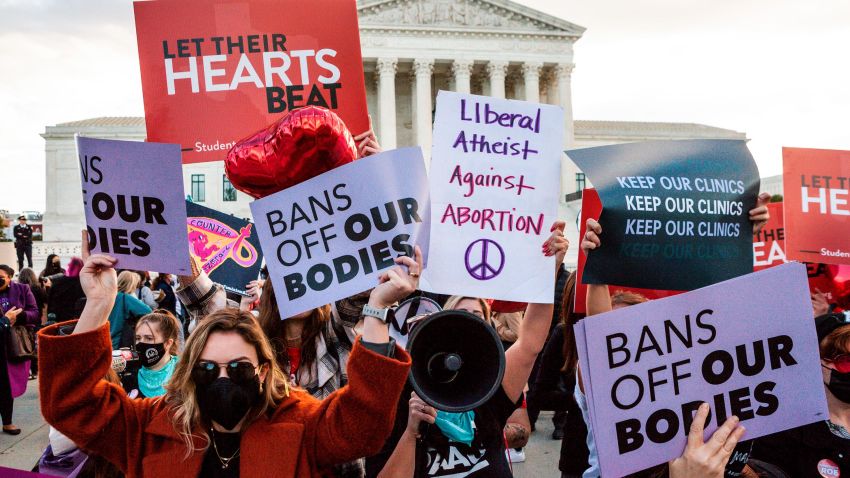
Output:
(377, 57), (398, 150)
(522, 61), (542, 103)
(413, 58), (434, 160)
(452, 59), (474, 94)
(487, 60), (508, 99)
(555, 63), (575, 147)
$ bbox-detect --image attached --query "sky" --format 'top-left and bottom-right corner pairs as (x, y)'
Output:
(1, 0), (848, 213)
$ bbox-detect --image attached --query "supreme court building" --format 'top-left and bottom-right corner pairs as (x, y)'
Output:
(40, 0), (746, 267)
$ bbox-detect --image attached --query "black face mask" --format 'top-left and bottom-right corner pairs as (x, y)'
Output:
(196, 376), (261, 430)
(136, 342), (166, 368)
(825, 367), (850, 404)
(0, 278), (6, 289)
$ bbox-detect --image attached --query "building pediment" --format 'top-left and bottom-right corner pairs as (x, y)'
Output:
(357, 0), (585, 39)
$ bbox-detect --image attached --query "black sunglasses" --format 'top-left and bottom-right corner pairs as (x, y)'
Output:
(192, 360), (260, 385)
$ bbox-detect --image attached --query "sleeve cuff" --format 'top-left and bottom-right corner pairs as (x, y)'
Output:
(359, 337), (397, 358)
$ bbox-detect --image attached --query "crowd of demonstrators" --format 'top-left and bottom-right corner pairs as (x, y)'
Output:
(16, 106), (846, 478)
(38, 232), (419, 477)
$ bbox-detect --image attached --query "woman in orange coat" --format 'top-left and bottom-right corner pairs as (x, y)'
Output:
(39, 247), (423, 478)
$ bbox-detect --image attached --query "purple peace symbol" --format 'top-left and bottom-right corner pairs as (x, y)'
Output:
(464, 239), (505, 281)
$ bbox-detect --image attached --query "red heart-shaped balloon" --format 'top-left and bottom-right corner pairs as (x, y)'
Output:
(225, 106), (357, 199)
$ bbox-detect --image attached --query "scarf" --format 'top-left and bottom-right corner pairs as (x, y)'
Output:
(137, 355), (177, 398)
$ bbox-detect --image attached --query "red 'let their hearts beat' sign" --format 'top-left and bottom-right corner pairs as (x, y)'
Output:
(133, 0), (369, 163)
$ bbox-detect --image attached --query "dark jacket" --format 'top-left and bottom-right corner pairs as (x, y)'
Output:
(529, 324), (590, 474)
(13, 224), (32, 247)
(47, 275), (85, 323)
(751, 421), (850, 477)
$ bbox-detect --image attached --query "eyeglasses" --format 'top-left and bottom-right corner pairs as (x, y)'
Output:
(192, 360), (260, 385)
(825, 355), (850, 374)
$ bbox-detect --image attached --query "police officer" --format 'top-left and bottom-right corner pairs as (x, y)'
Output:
(13, 216), (33, 271)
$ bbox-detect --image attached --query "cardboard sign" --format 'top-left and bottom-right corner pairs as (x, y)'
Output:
(421, 91), (563, 303)
(250, 147), (430, 316)
(568, 140), (760, 291)
(77, 137), (191, 275)
(573, 189), (681, 314)
(782, 147), (850, 265)
(133, 0), (369, 163)
(186, 202), (263, 295)
(575, 262), (827, 477)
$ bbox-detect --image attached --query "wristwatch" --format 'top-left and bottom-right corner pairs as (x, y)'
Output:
(362, 304), (393, 324)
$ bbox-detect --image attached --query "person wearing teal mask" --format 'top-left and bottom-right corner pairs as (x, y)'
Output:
(133, 310), (181, 398)
(373, 221), (568, 478)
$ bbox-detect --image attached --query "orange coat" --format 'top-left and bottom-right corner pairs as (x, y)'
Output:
(38, 322), (411, 478)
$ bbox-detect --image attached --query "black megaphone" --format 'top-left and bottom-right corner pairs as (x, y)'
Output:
(406, 310), (505, 412)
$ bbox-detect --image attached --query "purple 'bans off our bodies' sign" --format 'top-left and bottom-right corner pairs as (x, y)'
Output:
(250, 147), (430, 317)
(574, 262), (827, 477)
(76, 136), (192, 275)
(420, 91), (564, 303)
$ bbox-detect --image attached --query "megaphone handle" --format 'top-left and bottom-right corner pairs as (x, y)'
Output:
(417, 421), (431, 442)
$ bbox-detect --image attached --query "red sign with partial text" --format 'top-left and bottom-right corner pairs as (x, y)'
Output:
(783, 147), (850, 265)
(133, 0), (369, 163)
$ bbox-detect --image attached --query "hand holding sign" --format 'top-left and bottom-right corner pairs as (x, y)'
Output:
(543, 221), (568, 272)
(354, 116), (382, 159)
(370, 246), (424, 309)
(669, 403), (745, 478)
(749, 193), (771, 235)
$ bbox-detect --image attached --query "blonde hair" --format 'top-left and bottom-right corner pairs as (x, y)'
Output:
(117, 270), (141, 294)
(164, 308), (290, 457)
(136, 310), (182, 355)
(444, 296), (492, 325)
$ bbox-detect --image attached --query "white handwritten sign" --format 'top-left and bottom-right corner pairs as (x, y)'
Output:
(420, 91), (563, 302)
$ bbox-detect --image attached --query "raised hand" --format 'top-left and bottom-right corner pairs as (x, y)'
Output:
(353, 116), (382, 158)
(405, 392), (437, 438)
(543, 220), (569, 272)
(369, 246), (423, 309)
(581, 218), (602, 255)
(80, 254), (118, 303)
(669, 403), (745, 478)
(749, 192), (771, 235)
(812, 288), (830, 316)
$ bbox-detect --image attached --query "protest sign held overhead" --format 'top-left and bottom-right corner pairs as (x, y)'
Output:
(186, 202), (263, 296)
(77, 137), (191, 275)
(568, 140), (759, 291)
(133, 0), (368, 163)
(575, 262), (827, 477)
(573, 188), (681, 314)
(783, 147), (850, 265)
(421, 91), (563, 303)
(251, 147), (430, 317)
